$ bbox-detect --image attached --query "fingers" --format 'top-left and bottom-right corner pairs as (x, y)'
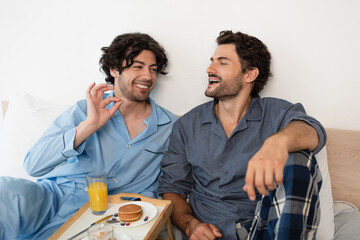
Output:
(98, 96), (123, 118)
(265, 168), (276, 191)
(87, 82), (114, 98)
(274, 166), (284, 186)
(108, 99), (123, 116)
(245, 159), (271, 201)
(255, 167), (268, 196)
(189, 223), (221, 240)
(86, 82), (96, 98)
(100, 97), (122, 108)
(209, 224), (222, 238)
(244, 164), (257, 201)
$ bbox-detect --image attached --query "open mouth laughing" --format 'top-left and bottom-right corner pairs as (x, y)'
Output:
(208, 74), (221, 85)
(209, 79), (220, 85)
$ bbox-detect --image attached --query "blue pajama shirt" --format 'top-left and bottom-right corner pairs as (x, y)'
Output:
(158, 97), (326, 240)
(0, 91), (178, 240)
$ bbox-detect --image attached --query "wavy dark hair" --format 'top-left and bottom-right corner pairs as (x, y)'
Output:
(99, 33), (168, 85)
(216, 30), (272, 97)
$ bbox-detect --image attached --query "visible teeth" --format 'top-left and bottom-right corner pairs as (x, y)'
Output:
(209, 80), (220, 84)
(135, 84), (149, 89)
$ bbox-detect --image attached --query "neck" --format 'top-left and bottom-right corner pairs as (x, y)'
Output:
(215, 90), (252, 138)
(119, 99), (151, 119)
(216, 94), (252, 124)
(116, 97), (152, 140)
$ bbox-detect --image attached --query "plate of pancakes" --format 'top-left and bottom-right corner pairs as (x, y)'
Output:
(108, 202), (157, 228)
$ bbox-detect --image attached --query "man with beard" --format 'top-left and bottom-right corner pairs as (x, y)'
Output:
(159, 31), (325, 240)
(0, 33), (178, 240)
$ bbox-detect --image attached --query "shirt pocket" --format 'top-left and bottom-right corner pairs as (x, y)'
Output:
(142, 143), (168, 163)
(144, 143), (168, 154)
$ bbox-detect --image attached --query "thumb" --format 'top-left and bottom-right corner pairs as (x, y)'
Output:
(210, 224), (222, 237)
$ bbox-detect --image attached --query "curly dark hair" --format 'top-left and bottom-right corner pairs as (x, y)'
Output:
(216, 30), (272, 97)
(99, 33), (168, 85)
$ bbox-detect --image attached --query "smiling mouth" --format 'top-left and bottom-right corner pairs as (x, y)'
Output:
(134, 83), (150, 89)
(209, 80), (220, 85)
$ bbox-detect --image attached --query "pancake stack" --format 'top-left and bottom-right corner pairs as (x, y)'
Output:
(118, 204), (143, 222)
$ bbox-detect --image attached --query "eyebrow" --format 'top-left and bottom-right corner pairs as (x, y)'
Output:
(133, 60), (157, 67)
(210, 56), (231, 62)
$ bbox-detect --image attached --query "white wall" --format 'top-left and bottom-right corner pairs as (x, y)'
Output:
(1, 0), (359, 130)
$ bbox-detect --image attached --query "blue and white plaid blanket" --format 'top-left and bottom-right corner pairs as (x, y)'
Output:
(246, 151), (322, 240)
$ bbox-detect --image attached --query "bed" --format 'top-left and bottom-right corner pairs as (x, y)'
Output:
(1, 91), (360, 239)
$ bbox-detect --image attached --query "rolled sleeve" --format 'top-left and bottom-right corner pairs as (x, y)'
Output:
(293, 117), (327, 155)
(62, 128), (86, 158)
(278, 102), (327, 155)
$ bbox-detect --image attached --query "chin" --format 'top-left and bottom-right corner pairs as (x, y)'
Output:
(205, 90), (216, 98)
(133, 96), (150, 102)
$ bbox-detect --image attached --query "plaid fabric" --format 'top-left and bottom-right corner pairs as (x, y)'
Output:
(247, 151), (322, 240)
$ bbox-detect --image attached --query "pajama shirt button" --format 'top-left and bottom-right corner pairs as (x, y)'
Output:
(225, 144), (232, 151)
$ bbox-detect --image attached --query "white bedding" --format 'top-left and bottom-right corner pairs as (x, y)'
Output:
(0, 90), (68, 181)
(1, 90), (359, 240)
(333, 201), (360, 240)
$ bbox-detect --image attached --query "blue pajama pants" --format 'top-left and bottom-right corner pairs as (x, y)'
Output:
(0, 177), (88, 239)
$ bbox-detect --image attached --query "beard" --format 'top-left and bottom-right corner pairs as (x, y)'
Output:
(118, 78), (151, 102)
(205, 72), (244, 100)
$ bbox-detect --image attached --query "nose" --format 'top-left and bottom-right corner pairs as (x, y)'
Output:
(141, 68), (152, 80)
(206, 62), (216, 75)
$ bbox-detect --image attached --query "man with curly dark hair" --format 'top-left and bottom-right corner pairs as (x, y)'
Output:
(159, 30), (325, 239)
(0, 33), (178, 239)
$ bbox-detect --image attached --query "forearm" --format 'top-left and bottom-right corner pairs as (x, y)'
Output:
(74, 120), (98, 149)
(269, 120), (319, 152)
(162, 193), (199, 236)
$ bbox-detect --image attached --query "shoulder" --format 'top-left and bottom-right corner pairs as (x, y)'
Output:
(259, 96), (293, 106)
(258, 97), (305, 111)
(150, 99), (179, 125)
(73, 99), (87, 114)
(57, 99), (88, 122)
(176, 101), (213, 126)
(158, 105), (179, 122)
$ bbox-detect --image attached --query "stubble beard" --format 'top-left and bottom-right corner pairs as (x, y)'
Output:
(118, 78), (150, 102)
(205, 73), (244, 100)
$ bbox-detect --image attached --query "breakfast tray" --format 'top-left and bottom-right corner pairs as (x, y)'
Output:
(49, 193), (174, 240)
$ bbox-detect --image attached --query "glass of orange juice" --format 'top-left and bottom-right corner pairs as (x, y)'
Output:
(86, 173), (108, 215)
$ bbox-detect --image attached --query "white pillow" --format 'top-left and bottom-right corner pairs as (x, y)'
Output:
(316, 147), (335, 240)
(0, 90), (69, 181)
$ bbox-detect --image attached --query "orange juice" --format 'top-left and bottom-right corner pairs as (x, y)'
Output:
(88, 181), (108, 212)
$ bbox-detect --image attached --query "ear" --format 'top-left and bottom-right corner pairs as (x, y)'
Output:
(110, 68), (119, 78)
(245, 68), (259, 84)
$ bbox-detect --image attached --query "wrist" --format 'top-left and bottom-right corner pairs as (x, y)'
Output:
(74, 120), (97, 149)
(184, 217), (198, 236)
(266, 134), (289, 151)
(78, 120), (99, 136)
